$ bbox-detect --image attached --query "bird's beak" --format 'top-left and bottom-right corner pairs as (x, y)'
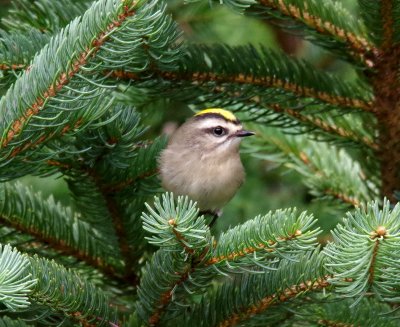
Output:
(235, 130), (255, 138)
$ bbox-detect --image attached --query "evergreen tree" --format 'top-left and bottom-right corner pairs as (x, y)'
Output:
(0, 0), (399, 326)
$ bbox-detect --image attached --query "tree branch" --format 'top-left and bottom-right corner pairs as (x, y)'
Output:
(257, 0), (377, 66)
(110, 70), (373, 112)
(256, 102), (377, 150)
(298, 151), (363, 207)
(87, 169), (140, 285)
(0, 215), (119, 280)
(1, 4), (136, 152)
(148, 265), (192, 326)
(218, 276), (330, 327)
(206, 229), (302, 266)
(368, 226), (387, 284)
(0, 63), (27, 71)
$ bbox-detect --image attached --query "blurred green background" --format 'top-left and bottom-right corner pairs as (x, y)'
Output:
(0, 0), (361, 239)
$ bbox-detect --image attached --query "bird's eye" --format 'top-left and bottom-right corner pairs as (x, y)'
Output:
(212, 126), (225, 137)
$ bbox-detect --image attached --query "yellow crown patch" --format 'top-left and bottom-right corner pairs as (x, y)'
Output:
(194, 108), (238, 122)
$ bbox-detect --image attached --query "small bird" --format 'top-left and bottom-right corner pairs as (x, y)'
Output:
(159, 108), (254, 225)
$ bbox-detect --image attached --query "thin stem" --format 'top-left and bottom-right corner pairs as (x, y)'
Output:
(1, 5), (136, 153)
(258, 0), (377, 67)
(0, 215), (119, 280)
(110, 70), (373, 112)
(206, 229), (302, 266)
(218, 276), (330, 327)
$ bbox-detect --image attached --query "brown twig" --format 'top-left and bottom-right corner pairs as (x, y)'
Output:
(218, 276), (330, 327)
(324, 189), (361, 207)
(168, 219), (195, 254)
(109, 70), (373, 112)
(298, 152), (362, 207)
(148, 265), (192, 326)
(148, 220), (212, 326)
(266, 103), (378, 150)
(206, 229), (302, 266)
(0, 215), (119, 280)
(46, 141), (157, 284)
(0, 63), (27, 71)
(84, 167), (140, 285)
(368, 226), (387, 284)
(258, 0), (378, 67)
(1, 4), (137, 154)
(9, 120), (82, 158)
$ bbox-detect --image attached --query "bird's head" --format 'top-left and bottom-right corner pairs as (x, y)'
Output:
(169, 108), (255, 155)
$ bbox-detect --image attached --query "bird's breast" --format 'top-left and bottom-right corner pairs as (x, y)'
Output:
(160, 148), (245, 211)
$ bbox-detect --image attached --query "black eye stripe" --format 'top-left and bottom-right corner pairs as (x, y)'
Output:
(200, 126), (230, 136)
(211, 126), (227, 137)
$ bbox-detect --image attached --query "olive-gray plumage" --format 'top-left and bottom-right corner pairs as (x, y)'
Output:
(159, 111), (254, 213)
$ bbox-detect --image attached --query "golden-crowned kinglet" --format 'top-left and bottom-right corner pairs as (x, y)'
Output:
(159, 108), (254, 223)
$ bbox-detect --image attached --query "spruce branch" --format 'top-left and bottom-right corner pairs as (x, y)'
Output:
(142, 193), (211, 253)
(119, 196), (149, 256)
(138, 195), (322, 325)
(295, 297), (400, 327)
(102, 166), (159, 194)
(269, 295), (400, 327)
(1, 0), (90, 33)
(111, 42), (377, 153)
(178, 209), (319, 310)
(0, 317), (32, 327)
(254, 0), (377, 66)
(28, 255), (118, 326)
(186, 250), (328, 327)
(0, 29), (46, 70)
(0, 30), (49, 90)
(189, 0), (376, 66)
(30, 106), (165, 284)
(0, 0), (181, 171)
(67, 171), (140, 284)
(45, 105), (163, 192)
(94, 136), (164, 195)
(324, 200), (400, 303)
(255, 104), (378, 150)
(136, 250), (193, 326)
(139, 195), (214, 325)
(218, 276), (329, 327)
(358, 1), (400, 200)
(0, 182), (122, 280)
(208, 208), (319, 267)
(246, 126), (378, 206)
(112, 43), (373, 111)
(99, 183), (139, 284)
(67, 173), (122, 241)
(0, 244), (35, 311)
(59, 106), (167, 281)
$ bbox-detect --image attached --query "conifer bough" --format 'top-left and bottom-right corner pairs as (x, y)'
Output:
(1, 0), (400, 326)
(0, 0), (180, 178)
